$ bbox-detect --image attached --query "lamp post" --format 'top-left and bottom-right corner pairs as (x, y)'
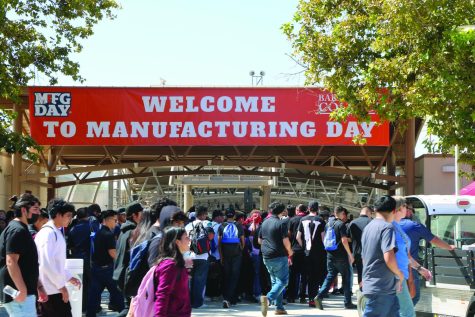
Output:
(249, 70), (265, 86)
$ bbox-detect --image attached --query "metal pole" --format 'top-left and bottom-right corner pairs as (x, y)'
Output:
(455, 145), (459, 196)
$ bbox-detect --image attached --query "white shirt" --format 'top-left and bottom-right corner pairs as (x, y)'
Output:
(35, 220), (72, 295)
(185, 219), (210, 260)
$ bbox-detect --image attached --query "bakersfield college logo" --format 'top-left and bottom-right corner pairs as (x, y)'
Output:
(34, 92), (71, 117)
(314, 93), (341, 114)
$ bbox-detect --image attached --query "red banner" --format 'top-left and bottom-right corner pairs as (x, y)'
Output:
(28, 87), (389, 146)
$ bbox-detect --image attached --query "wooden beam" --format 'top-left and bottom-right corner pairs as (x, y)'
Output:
(21, 158), (404, 183)
(54, 169), (392, 190)
(405, 119), (416, 195)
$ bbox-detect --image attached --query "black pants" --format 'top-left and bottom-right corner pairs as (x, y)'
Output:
(206, 257), (223, 297)
(305, 253), (326, 299)
(223, 255), (242, 303)
(39, 293), (72, 317)
(287, 251), (306, 300)
(354, 255), (363, 287)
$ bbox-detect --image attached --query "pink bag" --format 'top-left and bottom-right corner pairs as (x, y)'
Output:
(127, 265), (156, 317)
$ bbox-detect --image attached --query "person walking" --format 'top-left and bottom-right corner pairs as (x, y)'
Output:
(296, 200), (326, 307)
(348, 206), (372, 289)
(399, 202), (455, 305)
(218, 208), (245, 308)
(287, 204), (307, 304)
(87, 209), (125, 317)
(185, 206), (211, 309)
(361, 195), (403, 317)
(259, 202), (293, 316)
(35, 199), (81, 317)
(314, 206), (356, 310)
(0, 193), (46, 317)
(153, 226), (192, 317)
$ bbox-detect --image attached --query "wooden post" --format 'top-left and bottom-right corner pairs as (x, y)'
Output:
(260, 186), (271, 211)
(46, 148), (56, 201)
(11, 105), (22, 196)
(405, 119), (416, 195)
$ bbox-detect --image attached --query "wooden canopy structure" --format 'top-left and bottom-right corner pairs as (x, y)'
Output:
(2, 88), (422, 211)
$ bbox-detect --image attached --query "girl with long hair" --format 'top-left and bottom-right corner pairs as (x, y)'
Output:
(154, 226), (191, 317)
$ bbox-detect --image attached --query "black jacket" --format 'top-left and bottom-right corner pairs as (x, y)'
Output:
(112, 220), (136, 290)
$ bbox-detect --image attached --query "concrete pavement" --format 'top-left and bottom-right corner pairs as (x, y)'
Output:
(192, 295), (360, 317)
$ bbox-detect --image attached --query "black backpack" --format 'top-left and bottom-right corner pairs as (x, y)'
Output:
(190, 222), (211, 255)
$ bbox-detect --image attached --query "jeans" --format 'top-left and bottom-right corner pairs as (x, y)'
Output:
(190, 259), (209, 308)
(363, 293), (400, 317)
(223, 255), (242, 303)
(397, 279), (415, 317)
(411, 268), (421, 306)
(4, 295), (37, 317)
(251, 254), (262, 297)
(263, 256), (289, 311)
(87, 264), (125, 317)
(317, 258), (352, 305)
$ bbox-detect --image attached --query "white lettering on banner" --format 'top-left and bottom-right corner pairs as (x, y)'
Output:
(235, 97), (259, 112)
(142, 96), (167, 112)
(60, 122), (76, 138)
(360, 122), (376, 137)
(141, 96), (276, 113)
(80, 121), (386, 140)
(326, 121), (377, 138)
(198, 122), (212, 137)
(186, 96), (198, 112)
(44, 121), (59, 137)
(87, 122), (111, 138)
(43, 121), (76, 138)
(130, 122), (150, 138)
(327, 122), (343, 137)
(261, 97), (276, 112)
(169, 96), (184, 112)
(112, 122), (128, 138)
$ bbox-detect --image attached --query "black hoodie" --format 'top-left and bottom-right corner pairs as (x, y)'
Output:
(112, 220), (136, 290)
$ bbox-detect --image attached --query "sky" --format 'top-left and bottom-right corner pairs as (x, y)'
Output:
(42, 0), (428, 156)
(50, 0), (306, 87)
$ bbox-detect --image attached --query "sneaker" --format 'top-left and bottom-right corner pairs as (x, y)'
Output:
(308, 301), (316, 308)
(260, 295), (269, 317)
(345, 303), (357, 309)
(223, 300), (230, 309)
(299, 298), (307, 304)
(274, 309), (288, 315)
(314, 296), (323, 310)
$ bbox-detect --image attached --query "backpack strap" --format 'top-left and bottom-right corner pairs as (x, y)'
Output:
(42, 225), (58, 241)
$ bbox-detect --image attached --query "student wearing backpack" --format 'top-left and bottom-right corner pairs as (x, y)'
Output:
(205, 210), (225, 299)
(35, 199), (81, 317)
(184, 206), (212, 309)
(218, 208), (245, 309)
(296, 201), (326, 307)
(314, 206), (356, 310)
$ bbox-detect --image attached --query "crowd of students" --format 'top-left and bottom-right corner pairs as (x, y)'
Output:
(0, 192), (456, 317)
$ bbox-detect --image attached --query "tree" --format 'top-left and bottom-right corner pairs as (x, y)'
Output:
(283, 0), (475, 164)
(0, 0), (119, 161)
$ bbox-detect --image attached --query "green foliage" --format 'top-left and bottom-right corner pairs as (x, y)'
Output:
(0, 0), (119, 160)
(284, 0), (475, 163)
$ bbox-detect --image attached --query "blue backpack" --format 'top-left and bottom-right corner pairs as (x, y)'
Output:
(323, 221), (338, 251)
(221, 222), (240, 244)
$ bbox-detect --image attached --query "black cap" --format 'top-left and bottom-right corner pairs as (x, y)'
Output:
(117, 207), (126, 214)
(225, 208), (235, 218)
(126, 202), (143, 218)
(212, 210), (224, 219)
